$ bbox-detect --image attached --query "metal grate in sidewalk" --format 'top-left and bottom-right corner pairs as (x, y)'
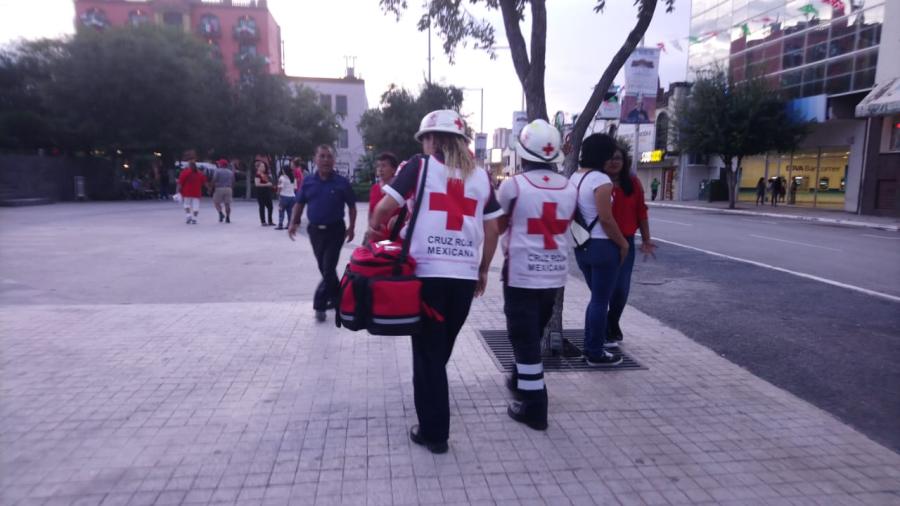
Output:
(477, 329), (645, 372)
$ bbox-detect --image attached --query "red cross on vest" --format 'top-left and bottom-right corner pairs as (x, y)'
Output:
(430, 179), (477, 231)
(542, 143), (555, 156)
(527, 202), (569, 250)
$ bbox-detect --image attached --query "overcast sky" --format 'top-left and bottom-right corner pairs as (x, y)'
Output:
(0, 0), (691, 148)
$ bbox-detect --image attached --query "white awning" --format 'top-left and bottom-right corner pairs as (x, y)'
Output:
(855, 77), (900, 117)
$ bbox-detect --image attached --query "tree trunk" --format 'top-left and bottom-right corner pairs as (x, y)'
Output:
(724, 157), (736, 209)
(542, 0), (658, 357)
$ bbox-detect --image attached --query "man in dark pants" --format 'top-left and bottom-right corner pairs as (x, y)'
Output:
(288, 145), (356, 322)
(496, 119), (577, 431)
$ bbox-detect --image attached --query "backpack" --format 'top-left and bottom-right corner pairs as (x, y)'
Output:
(336, 157), (430, 336)
(570, 172), (598, 250)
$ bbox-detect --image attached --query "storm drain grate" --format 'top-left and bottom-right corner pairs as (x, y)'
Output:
(477, 329), (645, 372)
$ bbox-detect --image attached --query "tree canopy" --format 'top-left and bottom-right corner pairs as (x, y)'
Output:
(358, 82), (465, 161)
(675, 70), (809, 208)
(0, 26), (337, 162)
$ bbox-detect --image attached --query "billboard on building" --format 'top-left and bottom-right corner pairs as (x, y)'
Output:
(620, 47), (660, 124)
(616, 124), (657, 155)
(511, 111), (528, 144)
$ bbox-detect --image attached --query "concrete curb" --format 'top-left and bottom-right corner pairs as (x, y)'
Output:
(648, 202), (900, 232)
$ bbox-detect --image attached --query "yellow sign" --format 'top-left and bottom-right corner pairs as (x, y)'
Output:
(640, 150), (665, 163)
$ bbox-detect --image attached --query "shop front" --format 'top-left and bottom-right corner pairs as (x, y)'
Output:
(637, 151), (678, 201)
(738, 149), (850, 208)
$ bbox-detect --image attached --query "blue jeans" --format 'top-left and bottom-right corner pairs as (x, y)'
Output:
(278, 195), (295, 226)
(574, 238), (621, 356)
(608, 236), (636, 335)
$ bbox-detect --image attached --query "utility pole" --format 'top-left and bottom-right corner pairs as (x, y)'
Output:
(427, 14), (432, 83)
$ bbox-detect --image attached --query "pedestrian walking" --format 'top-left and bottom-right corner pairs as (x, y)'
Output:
(176, 161), (208, 225)
(650, 177), (660, 201)
(158, 162), (171, 200)
(292, 157), (305, 198)
(602, 145), (656, 348)
(789, 178), (798, 204)
(254, 159), (275, 226)
(770, 177), (782, 207)
(288, 145), (357, 322)
(210, 159), (235, 223)
(779, 176), (787, 203)
(569, 134), (630, 366)
(368, 109), (502, 454)
(755, 177), (766, 206)
(496, 119), (575, 431)
(275, 166), (295, 230)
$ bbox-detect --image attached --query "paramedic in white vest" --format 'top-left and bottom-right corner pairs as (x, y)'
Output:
(369, 109), (502, 454)
(496, 119), (577, 431)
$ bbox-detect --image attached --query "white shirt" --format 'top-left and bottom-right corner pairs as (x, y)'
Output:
(278, 175), (295, 197)
(569, 170), (612, 239)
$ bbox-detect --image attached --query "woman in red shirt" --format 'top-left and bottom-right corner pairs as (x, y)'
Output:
(602, 147), (657, 347)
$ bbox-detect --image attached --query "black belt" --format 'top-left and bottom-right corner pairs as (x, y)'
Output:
(309, 222), (345, 230)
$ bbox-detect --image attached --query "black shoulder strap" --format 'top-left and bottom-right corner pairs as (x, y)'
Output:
(399, 156), (430, 263)
(575, 172), (598, 231)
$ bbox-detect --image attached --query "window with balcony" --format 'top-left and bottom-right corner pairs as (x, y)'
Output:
(199, 14), (221, 38)
(80, 8), (109, 30)
(234, 16), (259, 41)
(335, 95), (348, 116)
(129, 10), (150, 27)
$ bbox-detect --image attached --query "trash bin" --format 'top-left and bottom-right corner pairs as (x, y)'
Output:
(74, 176), (86, 200)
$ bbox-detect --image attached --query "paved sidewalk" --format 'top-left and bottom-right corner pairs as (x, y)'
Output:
(648, 201), (899, 232)
(2, 202), (899, 505)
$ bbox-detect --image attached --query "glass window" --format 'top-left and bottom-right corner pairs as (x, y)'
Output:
(129, 10), (150, 27)
(337, 129), (349, 149)
(828, 33), (854, 58)
(854, 50), (878, 71)
(826, 57), (852, 77)
(853, 67), (876, 91)
(162, 12), (183, 27)
(335, 95), (348, 116)
(320, 94), (332, 111)
(238, 43), (256, 57)
(816, 148), (849, 208)
(787, 150), (817, 205)
(826, 74), (850, 94)
(781, 70), (802, 87)
(805, 42), (827, 64)
(890, 116), (900, 152)
(802, 80), (824, 97)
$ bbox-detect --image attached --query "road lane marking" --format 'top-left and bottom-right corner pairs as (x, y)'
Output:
(654, 218), (694, 226)
(748, 234), (842, 252)
(741, 218), (778, 225)
(655, 237), (900, 304)
(861, 234), (900, 240)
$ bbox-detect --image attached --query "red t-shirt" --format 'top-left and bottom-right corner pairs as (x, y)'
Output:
(178, 169), (207, 198)
(294, 168), (304, 191)
(611, 176), (648, 237)
(368, 183), (385, 216)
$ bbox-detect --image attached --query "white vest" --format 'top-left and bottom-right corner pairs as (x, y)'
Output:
(403, 157), (494, 280)
(503, 170), (577, 289)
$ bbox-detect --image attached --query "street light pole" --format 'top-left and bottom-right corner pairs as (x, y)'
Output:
(462, 87), (484, 133)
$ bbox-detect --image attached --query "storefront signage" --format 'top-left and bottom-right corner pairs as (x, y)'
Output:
(640, 150), (665, 163)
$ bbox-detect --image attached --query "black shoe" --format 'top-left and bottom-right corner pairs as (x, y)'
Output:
(584, 350), (623, 367)
(507, 388), (548, 431)
(315, 311), (326, 322)
(267, 222), (275, 226)
(274, 225), (284, 230)
(261, 222), (267, 227)
(225, 216), (230, 223)
(408, 426), (448, 454)
(325, 301), (336, 310)
(219, 212), (225, 223)
(607, 321), (624, 345)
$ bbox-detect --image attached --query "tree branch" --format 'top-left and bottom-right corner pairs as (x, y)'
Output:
(563, 0), (658, 175)
(498, 0), (530, 89)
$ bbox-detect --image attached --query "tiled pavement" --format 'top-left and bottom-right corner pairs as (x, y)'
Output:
(2, 205), (899, 505)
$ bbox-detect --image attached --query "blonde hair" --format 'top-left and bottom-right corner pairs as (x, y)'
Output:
(430, 133), (475, 178)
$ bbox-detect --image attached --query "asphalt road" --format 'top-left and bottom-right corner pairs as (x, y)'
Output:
(628, 207), (900, 452)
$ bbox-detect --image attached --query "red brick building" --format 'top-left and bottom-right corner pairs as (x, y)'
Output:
(73, 0), (283, 81)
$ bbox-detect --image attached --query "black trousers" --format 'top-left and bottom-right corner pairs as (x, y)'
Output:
(411, 277), (476, 443)
(504, 285), (555, 387)
(257, 188), (273, 224)
(308, 222), (345, 311)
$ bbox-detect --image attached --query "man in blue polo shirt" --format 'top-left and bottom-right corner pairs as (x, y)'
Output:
(288, 144), (357, 322)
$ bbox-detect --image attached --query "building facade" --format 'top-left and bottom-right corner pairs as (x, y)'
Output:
(286, 72), (368, 180)
(686, 0), (895, 215)
(73, 0), (283, 82)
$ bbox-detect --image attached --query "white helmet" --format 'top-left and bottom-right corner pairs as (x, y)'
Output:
(515, 119), (564, 163)
(414, 109), (469, 141)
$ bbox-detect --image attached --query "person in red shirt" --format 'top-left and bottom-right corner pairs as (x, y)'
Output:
(177, 161), (208, 224)
(366, 152), (402, 240)
(292, 157), (305, 196)
(602, 147), (657, 346)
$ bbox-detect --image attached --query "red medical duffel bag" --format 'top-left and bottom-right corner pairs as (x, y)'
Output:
(336, 157), (430, 336)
